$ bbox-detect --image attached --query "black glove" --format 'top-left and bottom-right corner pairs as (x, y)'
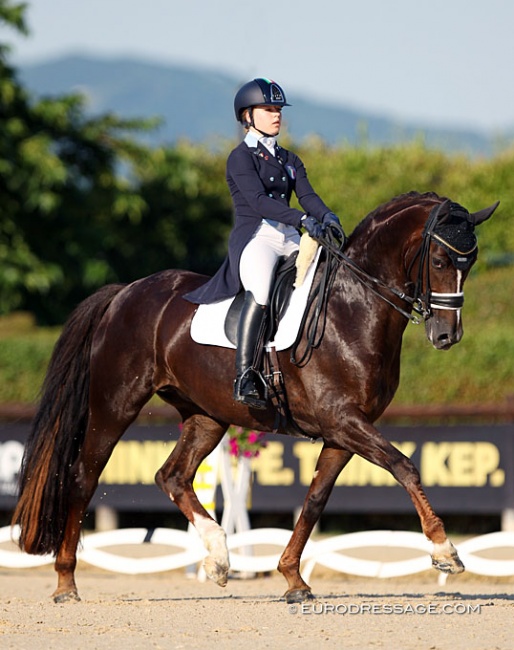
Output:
(322, 212), (346, 243)
(301, 215), (324, 239)
(322, 212), (341, 227)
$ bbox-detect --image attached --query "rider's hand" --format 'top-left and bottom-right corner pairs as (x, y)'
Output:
(301, 215), (324, 239)
(322, 212), (341, 227)
(322, 212), (346, 244)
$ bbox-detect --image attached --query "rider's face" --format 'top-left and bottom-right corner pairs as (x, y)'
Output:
(251, 105), (282, 136)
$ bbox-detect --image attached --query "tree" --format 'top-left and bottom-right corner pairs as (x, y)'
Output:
(0, 1), (157, 322)
(1, 1), (236, 323)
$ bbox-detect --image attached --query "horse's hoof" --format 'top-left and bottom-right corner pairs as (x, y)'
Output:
(203, 557), (229, 587)
(284, 589), (315, 604)
(52, 590), (81, 604)
(432, 554), (465, 574)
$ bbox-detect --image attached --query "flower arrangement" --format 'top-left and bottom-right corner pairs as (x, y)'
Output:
(228, 425), (267, 458)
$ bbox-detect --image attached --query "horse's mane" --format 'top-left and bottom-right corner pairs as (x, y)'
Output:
(351, 191), (445, 239)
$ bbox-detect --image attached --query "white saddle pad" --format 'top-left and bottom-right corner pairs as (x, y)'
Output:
(190, 248), (321, 351)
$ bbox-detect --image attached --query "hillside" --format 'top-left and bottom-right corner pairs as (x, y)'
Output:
(18, 54), (506, 156)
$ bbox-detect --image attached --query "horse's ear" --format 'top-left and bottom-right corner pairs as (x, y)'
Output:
(469, 201), (500, 225)
(434, 199), (452, 224)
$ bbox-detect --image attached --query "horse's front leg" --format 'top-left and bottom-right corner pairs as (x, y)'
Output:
(402, 464), (465, 574)
(155, 415), (229, 587)
(278, 445), (353, 603)
(342, 411), (465, 576)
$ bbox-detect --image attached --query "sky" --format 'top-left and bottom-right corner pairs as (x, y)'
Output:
(3, 0), (514, 133)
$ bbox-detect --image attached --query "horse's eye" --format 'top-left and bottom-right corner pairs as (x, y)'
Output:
(432, 257), (445, 270)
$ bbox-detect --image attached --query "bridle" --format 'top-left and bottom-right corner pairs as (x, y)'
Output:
(406, 200), (476, 319)
(291, 201), (475, 365)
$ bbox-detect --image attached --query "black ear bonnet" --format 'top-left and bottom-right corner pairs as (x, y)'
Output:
(432, 202), (478, 270)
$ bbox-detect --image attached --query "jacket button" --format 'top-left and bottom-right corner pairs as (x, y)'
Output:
(280, 193), (286, 198)
(268, 193), (273, 197)
(282, 176), (286, 181)
(270, 176), (274, 181)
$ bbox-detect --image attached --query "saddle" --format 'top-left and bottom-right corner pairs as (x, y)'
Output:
(224, 251), (299, 346)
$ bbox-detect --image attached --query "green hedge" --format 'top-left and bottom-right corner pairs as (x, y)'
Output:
(0, 313), (59, 403)
(394, 267), (514, 405)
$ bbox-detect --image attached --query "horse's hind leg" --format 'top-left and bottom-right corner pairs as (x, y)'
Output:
(52, 412), (136, 603)
(155, 414), (228, 586)
(278, 445), (353, 603)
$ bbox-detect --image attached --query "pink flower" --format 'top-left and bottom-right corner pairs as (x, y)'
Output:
(227, 426), (267, 458)
(247, 431), (258, 444)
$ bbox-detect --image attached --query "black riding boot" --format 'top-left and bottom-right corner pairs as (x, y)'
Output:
(233, 291), (268, 409)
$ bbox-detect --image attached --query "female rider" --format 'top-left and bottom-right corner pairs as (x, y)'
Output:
(184, 78), (342, 409)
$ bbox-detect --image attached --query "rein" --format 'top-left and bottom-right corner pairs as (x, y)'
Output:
(290, 201), (467, 366)
(290, 230), (340, 366)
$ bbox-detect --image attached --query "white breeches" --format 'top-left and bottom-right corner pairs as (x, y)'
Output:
(239, 221), (300, 306)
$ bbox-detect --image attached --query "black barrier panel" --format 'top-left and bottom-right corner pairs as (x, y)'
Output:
(1, 421), (513, 513)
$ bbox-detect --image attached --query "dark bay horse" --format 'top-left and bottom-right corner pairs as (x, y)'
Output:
(12, 191), (498, 603)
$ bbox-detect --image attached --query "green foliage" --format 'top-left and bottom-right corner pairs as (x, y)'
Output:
(0, 133), (513, 405)
(0, 0), (28, 36)
(107, 142), (233, 282)
(1, 1), (160, 321)
(0, 313), (59, 403)
(395, 268), (514, 405)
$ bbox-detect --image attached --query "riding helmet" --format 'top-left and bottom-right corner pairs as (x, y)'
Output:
(234, 78), (291, 122)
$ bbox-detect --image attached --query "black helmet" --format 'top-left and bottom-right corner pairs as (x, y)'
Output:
(234, 78), (291, 122)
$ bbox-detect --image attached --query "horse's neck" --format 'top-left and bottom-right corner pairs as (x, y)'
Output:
(348, 204), (430, 296)
(334, 270), (410, 337)
(334, 211), (420, 342)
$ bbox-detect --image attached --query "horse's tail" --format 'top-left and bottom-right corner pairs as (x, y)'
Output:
(11, 283), (126, 555)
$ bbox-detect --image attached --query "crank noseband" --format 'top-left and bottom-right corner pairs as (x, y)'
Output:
(429, 291), (464, 311)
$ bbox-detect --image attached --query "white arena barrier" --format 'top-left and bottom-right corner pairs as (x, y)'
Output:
(1, 526), (514, 582)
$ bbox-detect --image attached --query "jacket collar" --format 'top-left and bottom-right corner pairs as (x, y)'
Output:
(247, 141), (288, 170)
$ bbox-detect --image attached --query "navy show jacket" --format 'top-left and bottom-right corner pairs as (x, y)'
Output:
(183, 140), (331, 304)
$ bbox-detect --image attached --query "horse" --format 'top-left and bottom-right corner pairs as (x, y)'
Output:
(12, 191), (498, 604)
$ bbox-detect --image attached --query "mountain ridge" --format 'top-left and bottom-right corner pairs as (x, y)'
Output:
(18, 54), (510, 156)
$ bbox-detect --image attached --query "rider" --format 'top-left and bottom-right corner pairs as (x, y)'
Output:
(184, 78), (342, 409)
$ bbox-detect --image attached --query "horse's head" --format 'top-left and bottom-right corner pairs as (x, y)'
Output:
(411, 199), (499, 350)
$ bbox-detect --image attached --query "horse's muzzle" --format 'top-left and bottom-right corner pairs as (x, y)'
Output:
(425, 313), (463, 350)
